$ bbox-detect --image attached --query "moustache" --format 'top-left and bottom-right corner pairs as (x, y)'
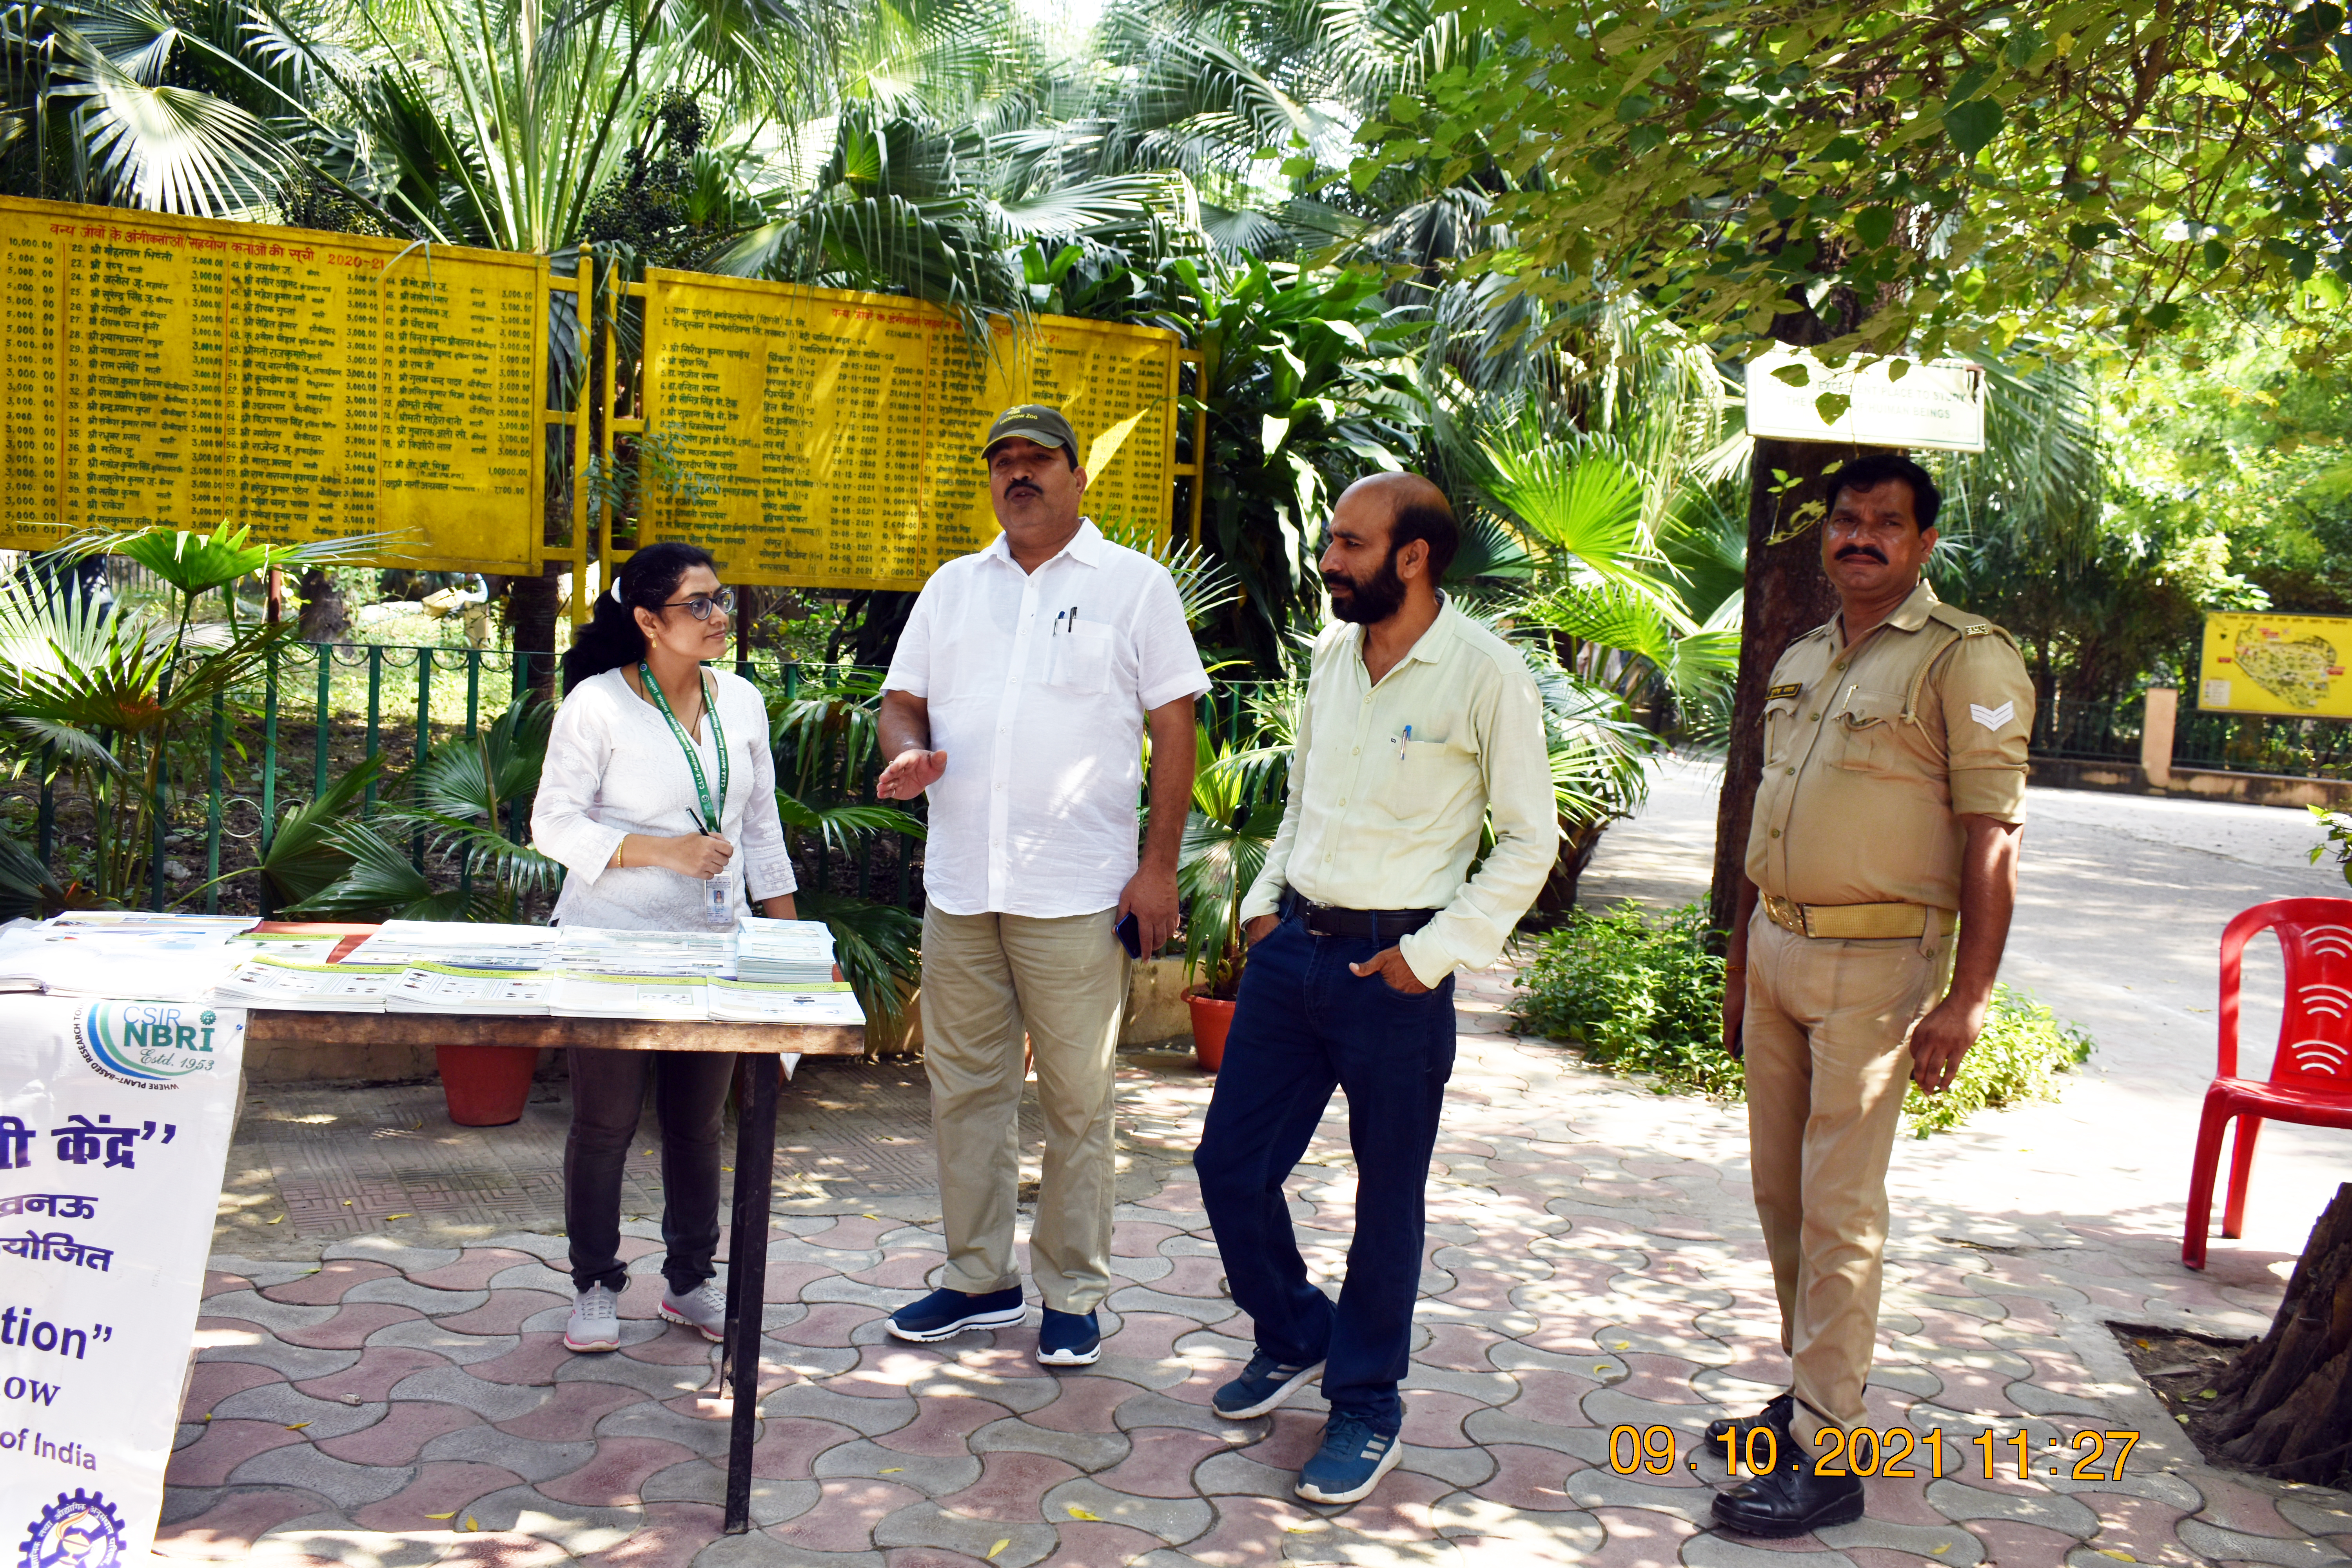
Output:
(1321, 573), (1357, 593)
(1005, 479), (1042, 498)
(1835, 546), (1888, 564)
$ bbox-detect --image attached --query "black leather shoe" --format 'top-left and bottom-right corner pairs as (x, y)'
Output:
(1711, 1443), (1864, 1537)
(1704, 1391), (1793, 1445)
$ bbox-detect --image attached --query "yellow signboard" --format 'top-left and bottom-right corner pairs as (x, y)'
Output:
(0, 195), (546, 572)
(639, 271), (1179, 587)
(2199, 612), (2352, 716)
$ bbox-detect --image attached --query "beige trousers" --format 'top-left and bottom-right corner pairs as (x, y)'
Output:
(920, 905), (1128, 1314)
(1743, 909), (1951, 1444)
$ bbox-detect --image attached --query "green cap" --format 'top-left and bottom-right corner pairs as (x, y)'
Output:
(983, 403), (1079, 460)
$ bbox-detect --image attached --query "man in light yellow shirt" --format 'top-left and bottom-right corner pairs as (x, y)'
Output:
(1192, 472), (1556, 1505)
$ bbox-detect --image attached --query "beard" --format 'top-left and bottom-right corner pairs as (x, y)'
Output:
(1324, 544), (1408, 625)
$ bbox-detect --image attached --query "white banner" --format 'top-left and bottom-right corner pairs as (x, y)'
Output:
(0, 996), (245, 1559)
(1745, 346), (1988, 452)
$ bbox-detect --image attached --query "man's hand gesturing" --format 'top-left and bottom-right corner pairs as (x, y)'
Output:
(876, 748), (947, 800)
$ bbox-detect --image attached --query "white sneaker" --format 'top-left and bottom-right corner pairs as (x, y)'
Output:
(659, 1279), (729, 1343)
(565, 1283), (621, 1352)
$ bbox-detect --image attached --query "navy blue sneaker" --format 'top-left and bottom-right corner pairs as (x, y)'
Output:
(1036, 1307), (1101, 1367)
(1296, 1413), (1405, 1504)
(886, 1286), (1025, 1342)
(1212, 1350), (1325, 1419)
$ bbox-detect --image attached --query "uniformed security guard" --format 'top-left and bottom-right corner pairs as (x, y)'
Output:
(1711, 452), (2035, 1537)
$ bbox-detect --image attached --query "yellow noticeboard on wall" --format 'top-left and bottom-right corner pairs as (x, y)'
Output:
(0, 194), (546, 572)
(638, 270), (1180, 588)
(2198, 612), (2352, 716)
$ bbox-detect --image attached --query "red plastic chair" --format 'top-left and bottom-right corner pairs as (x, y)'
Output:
(2184, 898), (2352, 1269)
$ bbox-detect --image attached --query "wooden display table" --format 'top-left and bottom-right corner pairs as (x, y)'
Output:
(241, 922), (864, 1534)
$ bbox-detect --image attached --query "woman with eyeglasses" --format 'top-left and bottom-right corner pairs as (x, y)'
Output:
(533, 540), (797, 1355)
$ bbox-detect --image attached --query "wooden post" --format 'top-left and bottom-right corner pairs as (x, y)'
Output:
(2141, 687), (2178, 789)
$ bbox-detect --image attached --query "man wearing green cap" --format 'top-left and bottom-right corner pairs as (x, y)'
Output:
(875, 404), (1207, 1367)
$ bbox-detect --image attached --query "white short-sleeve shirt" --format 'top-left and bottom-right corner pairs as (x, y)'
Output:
(885, 519), (1209, 918)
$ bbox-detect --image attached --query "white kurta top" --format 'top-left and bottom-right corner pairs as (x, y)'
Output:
(883, 520), (1209, 918)
(532, 666), (797, 932)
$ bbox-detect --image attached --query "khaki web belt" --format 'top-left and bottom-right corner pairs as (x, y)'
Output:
(1762, 895), (1958, 940)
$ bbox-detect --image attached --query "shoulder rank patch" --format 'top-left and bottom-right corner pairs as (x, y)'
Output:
(1964, 623), (1993, 637)
(1969, 700), (2016, 730)
(1767, 682), (1803, 701)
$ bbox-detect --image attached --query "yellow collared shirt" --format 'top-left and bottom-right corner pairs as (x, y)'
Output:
(1746, 579), (2035, 910)
(1241, 597), (1558, 987)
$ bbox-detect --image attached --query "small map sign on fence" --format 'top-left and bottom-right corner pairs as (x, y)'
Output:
(2198, 611), (2352, 716)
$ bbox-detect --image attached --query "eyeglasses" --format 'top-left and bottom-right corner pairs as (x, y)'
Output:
(659, 588), (736, 621)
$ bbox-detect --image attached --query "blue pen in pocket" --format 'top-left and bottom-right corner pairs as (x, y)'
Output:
(1396, 723), (1412, 760)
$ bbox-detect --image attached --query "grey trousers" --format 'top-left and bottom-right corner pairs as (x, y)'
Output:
(920, 905), (1128, 1314)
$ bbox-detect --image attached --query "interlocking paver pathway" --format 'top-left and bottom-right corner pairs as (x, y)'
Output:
(161, 947), (2352, 1566)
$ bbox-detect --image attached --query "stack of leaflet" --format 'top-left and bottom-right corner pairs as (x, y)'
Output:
(555, 926), (734, 978)
(707, 977), (864, 1026)
(388, 963), (555, 1015)
(229, 930), (344, 965)
(549, 971), (710, 1020)
(735, 918), (837, 985)
(0, 913), (258, 999)
(343, 920), (564, 971)
(213, 957), (403, 1011)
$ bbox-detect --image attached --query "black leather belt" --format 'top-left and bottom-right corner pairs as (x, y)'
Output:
(1280, 888), (1439, 942)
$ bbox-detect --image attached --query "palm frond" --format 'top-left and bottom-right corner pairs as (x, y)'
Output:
(793, 886), (920, 1031)
(774, 790), (925, 857)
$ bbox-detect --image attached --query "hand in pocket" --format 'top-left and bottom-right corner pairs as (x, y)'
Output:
(1349, 945), (1430, 995)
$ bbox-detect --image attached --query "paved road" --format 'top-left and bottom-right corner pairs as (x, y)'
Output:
(1579, 762), (2351, 1281)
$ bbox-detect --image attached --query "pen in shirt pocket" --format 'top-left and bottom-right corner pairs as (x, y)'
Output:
(1396, 723), (1412, 760)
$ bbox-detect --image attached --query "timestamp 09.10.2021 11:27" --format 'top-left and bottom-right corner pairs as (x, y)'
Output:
(1606, 1424), (2145, 1481)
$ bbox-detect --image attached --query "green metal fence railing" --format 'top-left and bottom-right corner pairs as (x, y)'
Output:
(22, 641), (927, 916)
(18, 640), (1289, 917)
(2027, 692), (2352, 783)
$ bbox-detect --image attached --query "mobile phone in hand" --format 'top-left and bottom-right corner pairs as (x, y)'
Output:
(1114, 911), (1143, 960)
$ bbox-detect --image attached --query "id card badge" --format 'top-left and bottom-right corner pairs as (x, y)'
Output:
(705, 874), (732, 925)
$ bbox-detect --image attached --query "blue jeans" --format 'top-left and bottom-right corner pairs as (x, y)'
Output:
(1193, 913), (1457, 1430)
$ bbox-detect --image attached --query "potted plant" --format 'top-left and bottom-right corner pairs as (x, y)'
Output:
(1178, 734), (1284, 1071)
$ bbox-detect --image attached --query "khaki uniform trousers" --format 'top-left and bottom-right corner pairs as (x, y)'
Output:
(1743, 908), (1952, 1445)
(920, 905), (1129, 1314)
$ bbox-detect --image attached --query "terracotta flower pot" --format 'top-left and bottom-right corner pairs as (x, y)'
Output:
(436, 1043), (538, 1126)
(1185, 987), (1237, 1073)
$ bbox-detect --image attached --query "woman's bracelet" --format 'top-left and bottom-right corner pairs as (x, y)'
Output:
(1724, 963), (1746, 973)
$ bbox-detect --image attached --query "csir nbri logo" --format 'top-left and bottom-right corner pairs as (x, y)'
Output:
(71, 1002), (224, 1089)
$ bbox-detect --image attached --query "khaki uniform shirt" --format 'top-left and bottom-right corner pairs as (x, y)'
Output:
(1240, 597), (1557, 988)
(1745, 580), (2034, 911)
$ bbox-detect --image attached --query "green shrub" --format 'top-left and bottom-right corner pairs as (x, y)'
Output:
(1512, 900), (2096, 1134)
(1513, 902), (1744, 1098)
(1900, 986), (2095, 1138)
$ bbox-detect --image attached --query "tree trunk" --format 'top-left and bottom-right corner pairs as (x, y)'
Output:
(2198, 1182), (2352, 1484)
(1705, 435), (1890, 940)
(509, 561), (565, 701)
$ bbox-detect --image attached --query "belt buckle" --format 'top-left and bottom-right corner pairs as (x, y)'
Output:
(1764, 895), (1809, 937)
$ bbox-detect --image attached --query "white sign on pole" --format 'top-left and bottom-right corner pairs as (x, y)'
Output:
(1744, 347), (1987, 452)
(0, 995), (245, 1560)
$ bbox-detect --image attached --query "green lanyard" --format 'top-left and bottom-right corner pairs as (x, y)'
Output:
(639, 662), (728, 830)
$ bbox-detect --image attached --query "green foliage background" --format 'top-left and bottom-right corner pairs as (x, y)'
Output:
(1512, 902), (2094, 1138)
